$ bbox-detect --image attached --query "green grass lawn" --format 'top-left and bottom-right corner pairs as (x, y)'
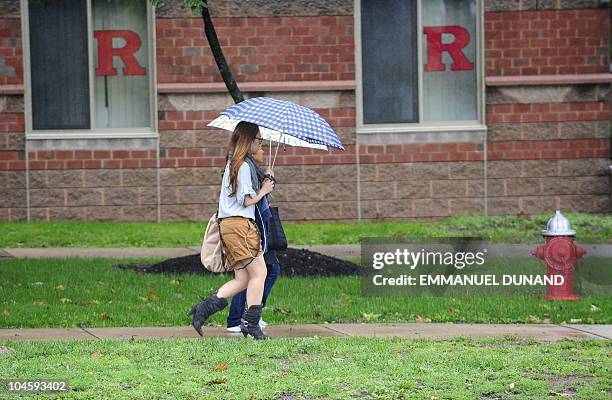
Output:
(1, 259), (610, 328)
(0, 213), (610, 248)
(0, 337), (610, 399)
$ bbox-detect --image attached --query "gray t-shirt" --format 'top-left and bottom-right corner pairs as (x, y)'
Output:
(218, 161), (256, 219)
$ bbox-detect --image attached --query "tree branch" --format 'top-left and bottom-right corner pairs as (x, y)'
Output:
(201, 4), (244, 104)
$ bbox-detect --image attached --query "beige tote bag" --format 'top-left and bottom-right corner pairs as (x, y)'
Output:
(200, 213), (230, 273)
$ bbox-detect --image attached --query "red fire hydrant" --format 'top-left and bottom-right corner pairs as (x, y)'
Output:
(532, 210), (586, 301)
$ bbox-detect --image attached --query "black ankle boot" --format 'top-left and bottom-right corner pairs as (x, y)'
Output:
(240, 304), (269, 340)
(187, 292), (228, 337)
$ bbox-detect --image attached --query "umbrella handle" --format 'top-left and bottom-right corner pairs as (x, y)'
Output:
(271, 133), (282, 171)
(268, 139), (272, 170)
(264, 173), (276, 183)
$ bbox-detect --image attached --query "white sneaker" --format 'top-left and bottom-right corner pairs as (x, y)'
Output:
(259, 318), (267, 329)
(226, 325), (241, 333)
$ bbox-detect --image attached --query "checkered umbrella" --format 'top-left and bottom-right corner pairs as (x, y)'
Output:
(208, 97), (345, 151)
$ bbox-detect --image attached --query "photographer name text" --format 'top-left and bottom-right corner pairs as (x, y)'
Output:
(372, 274), (565, 286)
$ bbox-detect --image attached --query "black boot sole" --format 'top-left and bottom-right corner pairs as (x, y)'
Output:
(241, 329), (269, 340)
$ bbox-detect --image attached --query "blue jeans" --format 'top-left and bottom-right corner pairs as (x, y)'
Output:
(227, 262), (281, 328)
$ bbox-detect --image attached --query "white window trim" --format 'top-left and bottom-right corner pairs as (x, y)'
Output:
(354, 0), (486, 134)
(21, 0), (159, 140)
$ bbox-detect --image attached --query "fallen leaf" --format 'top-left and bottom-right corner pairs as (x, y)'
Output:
(169, 279), (181, 285)
(590, 304), (600, 312)
(59, 297), (72, 304)
(2, 309), (9, 317)
(54, 284), (65, 291)
(32, 300), (45, 305)
(214, 363), (228, 371)
(100, 312), (111, 319)
(339, 293), (352, 299)
(527, 315), (541, 323)
(447, 307), (457, 313)
(415, 315), (432, 323)
(122, 383), (137, 390)
(146, 292), (160, 301)
(204, 377), (227, 386)
(90, 352), (101, 358)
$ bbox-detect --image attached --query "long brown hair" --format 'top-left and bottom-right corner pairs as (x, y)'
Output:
(226, 121), (259, 197)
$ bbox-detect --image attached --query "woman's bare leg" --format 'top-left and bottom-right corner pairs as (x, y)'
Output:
(244, 254), (267, 306)
(217, 266), (249, 299)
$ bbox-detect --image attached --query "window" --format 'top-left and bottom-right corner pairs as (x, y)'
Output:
(23, 0), (156, 137)
(356, 0), (484, 132)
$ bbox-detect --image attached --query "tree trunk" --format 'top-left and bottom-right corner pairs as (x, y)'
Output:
(201, 5), (244, 104)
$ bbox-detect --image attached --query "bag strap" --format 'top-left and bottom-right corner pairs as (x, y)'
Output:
(215, 209), (230, 272)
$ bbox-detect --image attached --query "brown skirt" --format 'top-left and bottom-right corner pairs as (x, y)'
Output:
(219, 216), (263, 269)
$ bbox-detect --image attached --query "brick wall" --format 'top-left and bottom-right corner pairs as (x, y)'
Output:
(156, 16), (354, 83)
(24, 166), (158, 221)
(485, 82), (609, 215)
(0, 0), (610, 222)
(0, 1), (24, 221)
(485, 9), (609, 76)
(0, 18), (22, 85)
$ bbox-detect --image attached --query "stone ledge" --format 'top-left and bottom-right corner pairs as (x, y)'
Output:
(27, 138), (158, 150)
(486, 74), (612, 86)
(157, 80), (356, 94)
(0, 85), (24, 95)
(154, 0), (353, 18)
(485, 0), (609, 12)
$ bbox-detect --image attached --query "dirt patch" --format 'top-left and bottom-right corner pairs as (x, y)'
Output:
(116, 248), (361, 277)
(547, 374), (593, 386)
(547, 374), (594, 398)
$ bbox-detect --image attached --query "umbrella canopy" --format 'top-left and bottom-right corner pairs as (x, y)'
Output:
(208, 97), (345, 151)
(208, 114), (328, 150)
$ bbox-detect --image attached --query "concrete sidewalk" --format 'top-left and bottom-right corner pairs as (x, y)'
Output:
(0, 245), (362, 259)
(1, 323), (610, 341)
(2, 244), (612, 259)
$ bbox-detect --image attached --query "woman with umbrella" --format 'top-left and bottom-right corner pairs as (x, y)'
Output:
(226, 145), (281, 333)
(188, 121), (275, 340)
(190, 97), (344, 340)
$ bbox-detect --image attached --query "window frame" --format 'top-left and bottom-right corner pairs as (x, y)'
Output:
(21, 0), (158, 139)
(355, 0), (486, 134)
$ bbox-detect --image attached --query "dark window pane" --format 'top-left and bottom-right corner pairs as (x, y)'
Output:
(361, 0), (418, 124)
(29, 0), (90, 130)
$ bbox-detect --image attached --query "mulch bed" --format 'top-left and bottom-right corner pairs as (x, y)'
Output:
(116, 248), (361, 277)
